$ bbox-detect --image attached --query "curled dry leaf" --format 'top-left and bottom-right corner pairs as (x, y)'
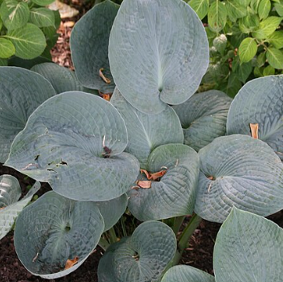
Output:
(64, 256), (79, 270)
(250, 123), (259, 139)
(140, 168), (167, 181)
(99, 68), (111, 84)
(132, 180), (152, 190)
(98, 91), (111, 101)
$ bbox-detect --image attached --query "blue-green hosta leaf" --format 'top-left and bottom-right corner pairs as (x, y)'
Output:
(0, 0), (30, 30)
(95, 194), (128, 232)
(70, 0), (118, 93)
(111, 88), (184, 169)
(214, 208), (283, 282)
(226, 75), (283, 160)
(173, 90), (232, 152)
(14, 191), (104, 279)
(128, 144), (199, 221)
(5, 92), (140, 202)
(98, 221), (176, 282)
(161, 265), (215, 282)
(0, 66), (56, 163)
(31, 63), (84, 94)
(195, 135), (283, 223)
(109, 0), (209, 114)
(0, 176), (40, 240)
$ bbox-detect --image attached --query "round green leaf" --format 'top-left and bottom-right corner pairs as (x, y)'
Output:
(95, 194), (128, 232)
(31, 63), (84, 94)
(226, 0), (247, 22)
(0, 66), (56, 163)
(266, 48), (283, 69)
(128, 144), (200, 221)
(5, 23), (46, 59)
(14, 191), (104, 279)
(0, 38), (15, 58)
(263, 64), (275, 75)
(30, 8), (55, 28)
(109, 0), (209, 114)
(195, 135), (283, 223)
(189, 0), (209, 20)
(173, 90), (232, 151)
(274, 0), (283, 16)
(5, 91), (140, 202)
(239, 37), (258, 63)
(208, 0), (227, 33)
(0, 177), (40, 240)
(267, 30), (283, 49)
(31, 0), (55, 6)
(161, 265), (215, 282)
(111, 88), (184, 169)
(227, 75), (283, 159)
(214, 208), (283, 282)
(98, 221), (176, 282)
(70, 0), (119, 93)
(0, 0), (30, 30)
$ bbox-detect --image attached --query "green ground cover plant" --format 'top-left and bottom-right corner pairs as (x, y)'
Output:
(0, 0), (60, 66)
(188, 0), (283, 96)
(0, 0), (283, 281)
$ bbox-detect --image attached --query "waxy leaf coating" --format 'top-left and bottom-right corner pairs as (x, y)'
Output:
(195, 134), (283, 223)
(70, 0), (119, 93)
(5, 91), (140, 201)
(227, 75), (283, 160)
(98, 221), (176, 282)
(0, 66), (56, 163)
(111, 88), (184, 169)
(31, 63), (84, 94)
(162, 265), (215, 282)
(173, 90), (232, 151)
(128, 144), (200, 221)
(14, 191), (104, 279)
(109, 0), (209, 114)
(0, 175), (40, 240)
(214, 208), (283, 282)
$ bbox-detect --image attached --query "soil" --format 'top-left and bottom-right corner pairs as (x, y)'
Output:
(1, 1), (283, 281)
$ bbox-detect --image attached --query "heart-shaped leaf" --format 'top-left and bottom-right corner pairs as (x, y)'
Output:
(95, 194), (128, 232)
(31, 63), (85, 94)
(111, 88), (184, 169)
(226, 75), (283, 160)
(14, 191), (104, 279)
(0, 175), (40, 240)
(109, 0), (209, 114)
(128, 144), (199, 221)
(0, 66), (56, 163)
(173, 90), (232, 151)
(5, 91), (140, 202)
(98, 221), (176, 282)
(162, 265), (215, 282)
(214, 207), (283, 282)
(195, 134), (283, 223)
(70, 0), (119, 93)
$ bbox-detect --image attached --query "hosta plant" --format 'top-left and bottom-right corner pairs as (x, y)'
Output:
(0, 0), (60, 66)
(1, 0), (283, 281)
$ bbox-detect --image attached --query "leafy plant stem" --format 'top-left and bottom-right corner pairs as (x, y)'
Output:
(108, 227), (118, 244)
(172, 216), (185, 235)
(173, 213), (202, 266)
(98, 236), (110, 251)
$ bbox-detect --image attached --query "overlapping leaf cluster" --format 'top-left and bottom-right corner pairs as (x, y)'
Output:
(188, 0), (283, 96)
(0, 0), (60, 64)
(0, 0), (283, 281)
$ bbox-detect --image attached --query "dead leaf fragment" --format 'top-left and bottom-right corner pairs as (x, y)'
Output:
(99, 68), (111, 84)
(140, 168), (167, 181)
(136, 180), (151, 189)
(250, 123), (259, 139)
(64, 256), (79, 270)
(98, 91), (111, 101)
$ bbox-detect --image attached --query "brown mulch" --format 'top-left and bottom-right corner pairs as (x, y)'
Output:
(1, 0), (283, 281)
